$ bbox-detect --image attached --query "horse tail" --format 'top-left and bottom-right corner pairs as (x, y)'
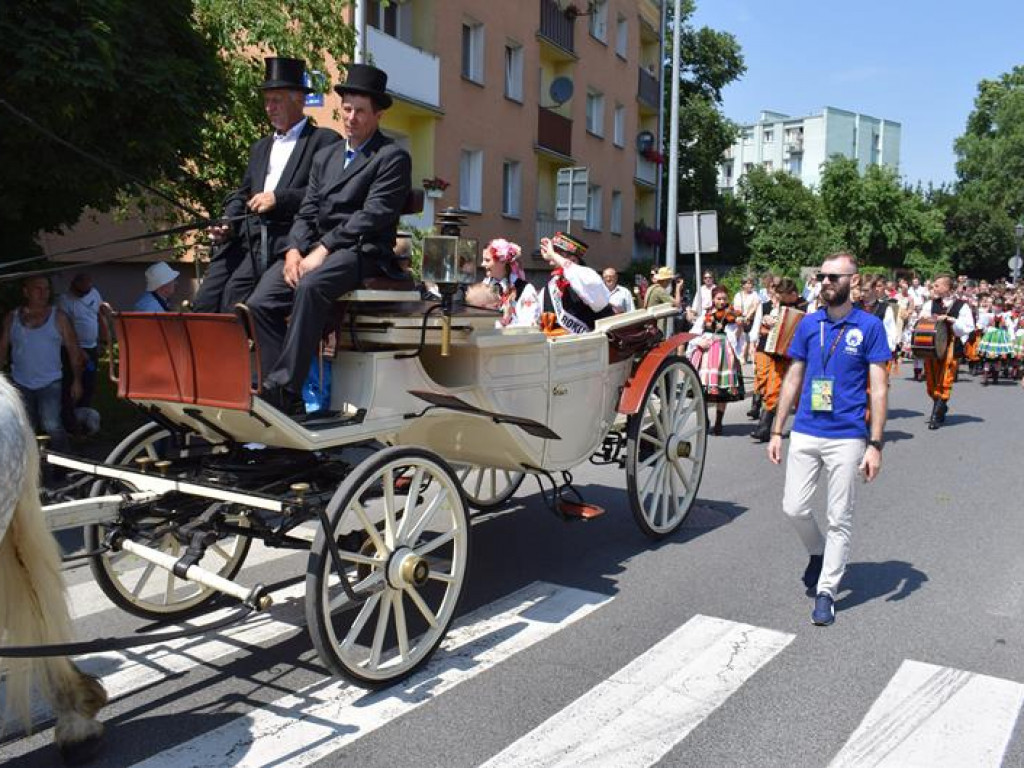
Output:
(0, 433), (77, 731)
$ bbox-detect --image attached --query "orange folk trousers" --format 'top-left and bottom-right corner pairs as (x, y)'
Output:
(924, 344), (958, 401)
(754, 351), (789, 412)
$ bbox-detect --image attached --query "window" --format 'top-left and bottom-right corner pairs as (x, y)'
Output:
(762, 160), (774, 171)
(586, 90), (605, 137)
(461, 21), (484, 83)
(589, 0), (608, 42)
(613, 104), (625, 147)
(742, 132), (753, 146)
(368, 0), (412, 43)
(615, 15), (628, 58)
(459, 149), (483, 212)
(502, 160), (521, 218)
(504, 43), (524, 101)
(585, 184), (602, 231)
(610, 190), (623, 234)
(787, 157), (802, 176)
(763, 129), (773, 143)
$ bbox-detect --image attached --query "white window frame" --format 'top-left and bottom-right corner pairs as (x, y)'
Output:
(585, 184), (602, 231)
(763, 129), (773, 143)
(615, 14), (628, 58)
(504, 42), (524, 102)
(589, 0), (609, 43)
(586, 90), (605, 137)
(610, 190), (623, 235)
(461, 21), (485, 84)
(613, 104), (625, 147)
(502, 160), (522, 218)
(459, 148), (483, 213)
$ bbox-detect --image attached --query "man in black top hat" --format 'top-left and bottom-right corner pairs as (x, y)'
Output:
(247, 63), (412, 414)
(193, 57), (341, 313)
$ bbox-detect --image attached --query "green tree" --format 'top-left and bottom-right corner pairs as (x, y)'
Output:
(949, 65), (1024, 276)
(736, 166), (834, 275)
(0, 0), (222, 262)
(182, 0), (355, 219)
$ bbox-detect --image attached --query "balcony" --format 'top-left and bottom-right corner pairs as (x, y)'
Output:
(784, 138), (804, 154)
(638, 67), (660, 111)
(535, 212), (561, 251)
(635, 155), (658, 186)
(539, 0), (575, 55)
(366, 26), (440, 108)
(538, 107), (572, 157)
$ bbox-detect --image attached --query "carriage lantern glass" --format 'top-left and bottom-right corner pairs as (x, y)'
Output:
(422, 208), (476, 288)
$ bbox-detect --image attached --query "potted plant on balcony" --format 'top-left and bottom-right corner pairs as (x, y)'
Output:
(634, 221), (665, 246)
(422, 176), (450, 199)
(640, 147), (665, 165)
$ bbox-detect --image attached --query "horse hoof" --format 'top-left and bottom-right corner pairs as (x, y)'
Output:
(58, 731), (105, 765)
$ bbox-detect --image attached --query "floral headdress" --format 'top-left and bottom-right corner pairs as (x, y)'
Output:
(485, 238), (525, 283)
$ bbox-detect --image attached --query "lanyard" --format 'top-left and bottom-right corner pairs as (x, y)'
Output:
(819, 321), (846, 373)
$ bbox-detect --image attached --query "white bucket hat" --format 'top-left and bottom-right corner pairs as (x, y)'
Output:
(145, 262), (180, 292)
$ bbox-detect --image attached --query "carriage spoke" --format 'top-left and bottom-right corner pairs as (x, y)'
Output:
(368, 592), (393, 669)
(406, 586), (438, 628)
(642, 461), (667, 512)
(209, 543), (232, 562)
(645, 400), (667, 441)
(352, 500), (387, 555)
(401, 488), (445, 547)
(427, 571), (455, 584)
(415, 529), (456, 557)
(383, 468), (397, 549)
(393, 592), (410, 663)
(338, 551), (386, 567)
(341, 591), (381, 652)
(671, 456), (691, 493)
(639, 455), (666, 500)
(329, 570), (385, 613)
(639, 449), (662, 470)
(131, 562), (157, 597)
(472, 468), (485, 498)
(398, 467), (426, 540)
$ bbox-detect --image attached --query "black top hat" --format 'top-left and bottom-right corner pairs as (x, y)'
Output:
(333, 63), (393, 109)
(260, 57), (312, 93)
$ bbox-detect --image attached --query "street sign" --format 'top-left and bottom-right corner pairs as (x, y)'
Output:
(677, 211), (719, 255)
(555, 167), (589, 228)
(1008, 255), (1022, 270)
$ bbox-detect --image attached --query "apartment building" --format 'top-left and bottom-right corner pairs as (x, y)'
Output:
(321, 0), (667, 270)
(717, 107), (901, 192)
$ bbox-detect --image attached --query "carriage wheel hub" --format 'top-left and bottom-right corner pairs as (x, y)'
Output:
(388, 548), (429, 589)
(665, 434), (691, 460)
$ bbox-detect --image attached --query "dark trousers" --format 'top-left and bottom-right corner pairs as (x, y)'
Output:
(247, 248), (384, 393)
(193, 240), (265, 314)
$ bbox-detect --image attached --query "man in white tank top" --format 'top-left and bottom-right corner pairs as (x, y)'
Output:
(0, 276), (83, 452)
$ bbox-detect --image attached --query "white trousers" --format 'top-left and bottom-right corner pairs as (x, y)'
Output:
(782, 431), (865, 598)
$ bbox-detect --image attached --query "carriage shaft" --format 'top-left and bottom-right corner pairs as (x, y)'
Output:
(43, 492), (161, 532)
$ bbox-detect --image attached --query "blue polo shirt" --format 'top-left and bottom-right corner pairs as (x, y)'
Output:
(788, 307), (890, 439)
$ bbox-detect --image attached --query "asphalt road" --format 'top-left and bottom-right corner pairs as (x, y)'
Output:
(3, 362), (1024, 767)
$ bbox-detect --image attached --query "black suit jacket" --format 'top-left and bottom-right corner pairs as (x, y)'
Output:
(221, 120), (342, 261)
(287, 130), (412, 259)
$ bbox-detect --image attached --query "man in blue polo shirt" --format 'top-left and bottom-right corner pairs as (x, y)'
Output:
(767, 252), (890, 626)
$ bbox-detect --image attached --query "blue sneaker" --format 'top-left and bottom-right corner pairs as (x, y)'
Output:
(812, 593), (835, 626)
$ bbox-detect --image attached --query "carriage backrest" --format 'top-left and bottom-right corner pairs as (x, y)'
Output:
(113, 312), (254, 411)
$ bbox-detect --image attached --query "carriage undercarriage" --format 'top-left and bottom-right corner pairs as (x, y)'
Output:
(37, 297), (708, 686)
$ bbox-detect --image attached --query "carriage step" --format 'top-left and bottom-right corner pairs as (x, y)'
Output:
(557, 500), (606, 520)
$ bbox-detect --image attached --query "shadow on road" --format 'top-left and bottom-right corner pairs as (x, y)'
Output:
(837, 560), (929, 612)
(942, 413), (985, 427)
(886, 408), (923, 420)
(883, 429), (914, 443)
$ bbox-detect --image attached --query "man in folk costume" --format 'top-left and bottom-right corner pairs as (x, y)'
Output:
(751, 278), (807, 442)
(247, 63), (411, 415)
(515, 233), (613, 334)
(920, 274), (975, 430)
(194, 57), (342, 313)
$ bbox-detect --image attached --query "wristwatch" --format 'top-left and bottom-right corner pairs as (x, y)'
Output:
(867, 439), (883, 451)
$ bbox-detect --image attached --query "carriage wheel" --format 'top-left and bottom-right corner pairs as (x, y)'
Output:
(625, 356), (707, 539)
(306, 446), (470, 686)
(452, 464), (525, 512)
(85, 422), (251, 619)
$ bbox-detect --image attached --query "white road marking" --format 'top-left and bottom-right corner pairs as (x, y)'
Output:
(479, 614), (794, 768)
(128, 581), (611, 768)
(829, 659), (1024, 768)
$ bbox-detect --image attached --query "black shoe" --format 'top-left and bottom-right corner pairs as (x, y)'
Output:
(751, 409), (774, 442)
(802, 554), (824, 595)
(936, 399), (948, 423)
(746, 395), (761, 420)
(261, 384), (305, 417)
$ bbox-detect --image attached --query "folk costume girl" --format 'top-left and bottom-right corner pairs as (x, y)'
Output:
(514, 232), (613, 335)
(977, 298), (1015, 385)
(479, 238), (528, 327)
(688, 287), (745, 436)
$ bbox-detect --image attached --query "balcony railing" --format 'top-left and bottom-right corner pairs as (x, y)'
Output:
(538, 107), (572, 157)
(638, 67), (660, 110)
(539, 0), (574, 53)
(536, 212), (561, 248)
(366, 27), (440, 108)
(636, 155), (658, 186)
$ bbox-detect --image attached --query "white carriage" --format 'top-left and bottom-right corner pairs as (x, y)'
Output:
(40, 269), (707, 686)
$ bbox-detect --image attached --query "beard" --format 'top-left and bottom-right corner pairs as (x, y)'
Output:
(822, 282), (851, 306)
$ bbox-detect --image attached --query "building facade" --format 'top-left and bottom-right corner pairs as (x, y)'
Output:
(717, 107), (901, 192)
(329, 0), (667, 271)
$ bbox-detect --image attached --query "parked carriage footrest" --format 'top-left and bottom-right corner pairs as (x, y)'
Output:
(557, 499), (606, 519)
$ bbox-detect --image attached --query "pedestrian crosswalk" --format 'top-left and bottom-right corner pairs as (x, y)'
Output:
(3, 568), (1024, 767)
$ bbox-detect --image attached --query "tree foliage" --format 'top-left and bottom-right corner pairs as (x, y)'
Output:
(0, 0), (222, 261)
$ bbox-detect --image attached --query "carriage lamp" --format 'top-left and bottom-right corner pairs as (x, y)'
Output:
(421, 208), (478, 357)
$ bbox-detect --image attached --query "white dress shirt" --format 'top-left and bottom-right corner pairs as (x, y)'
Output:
(262, 117), (308, 193)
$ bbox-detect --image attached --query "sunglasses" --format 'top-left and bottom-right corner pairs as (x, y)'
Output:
(817, 272), (856, 283)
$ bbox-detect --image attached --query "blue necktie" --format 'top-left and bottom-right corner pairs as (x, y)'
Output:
(344, 148), (355, 168)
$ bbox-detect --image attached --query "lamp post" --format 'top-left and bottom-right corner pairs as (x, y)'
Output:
(1014, 222), (1024, 285)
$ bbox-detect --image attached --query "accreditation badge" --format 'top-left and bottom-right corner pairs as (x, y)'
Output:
(810, 376), (835, 412)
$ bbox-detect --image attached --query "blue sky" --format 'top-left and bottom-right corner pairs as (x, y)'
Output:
(690, 0), (1024, 188)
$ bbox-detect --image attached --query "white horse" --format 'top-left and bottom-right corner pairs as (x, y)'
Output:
(0, 373), (107, 763)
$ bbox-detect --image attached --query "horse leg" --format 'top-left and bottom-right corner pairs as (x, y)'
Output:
(49, 659), (107, 765)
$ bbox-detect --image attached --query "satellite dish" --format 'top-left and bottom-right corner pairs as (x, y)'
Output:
(549, 77), (574, 106)
(636, 130), (655, 154)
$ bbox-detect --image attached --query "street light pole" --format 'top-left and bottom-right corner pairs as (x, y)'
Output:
(1015, 222), (1024, 285)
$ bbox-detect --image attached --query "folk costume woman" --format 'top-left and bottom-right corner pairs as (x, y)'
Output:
(688, 286), (745, 435)
(977, 297), (1015, 385)
(514, 232), (613, 335)
(479, 238), (528, 326)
